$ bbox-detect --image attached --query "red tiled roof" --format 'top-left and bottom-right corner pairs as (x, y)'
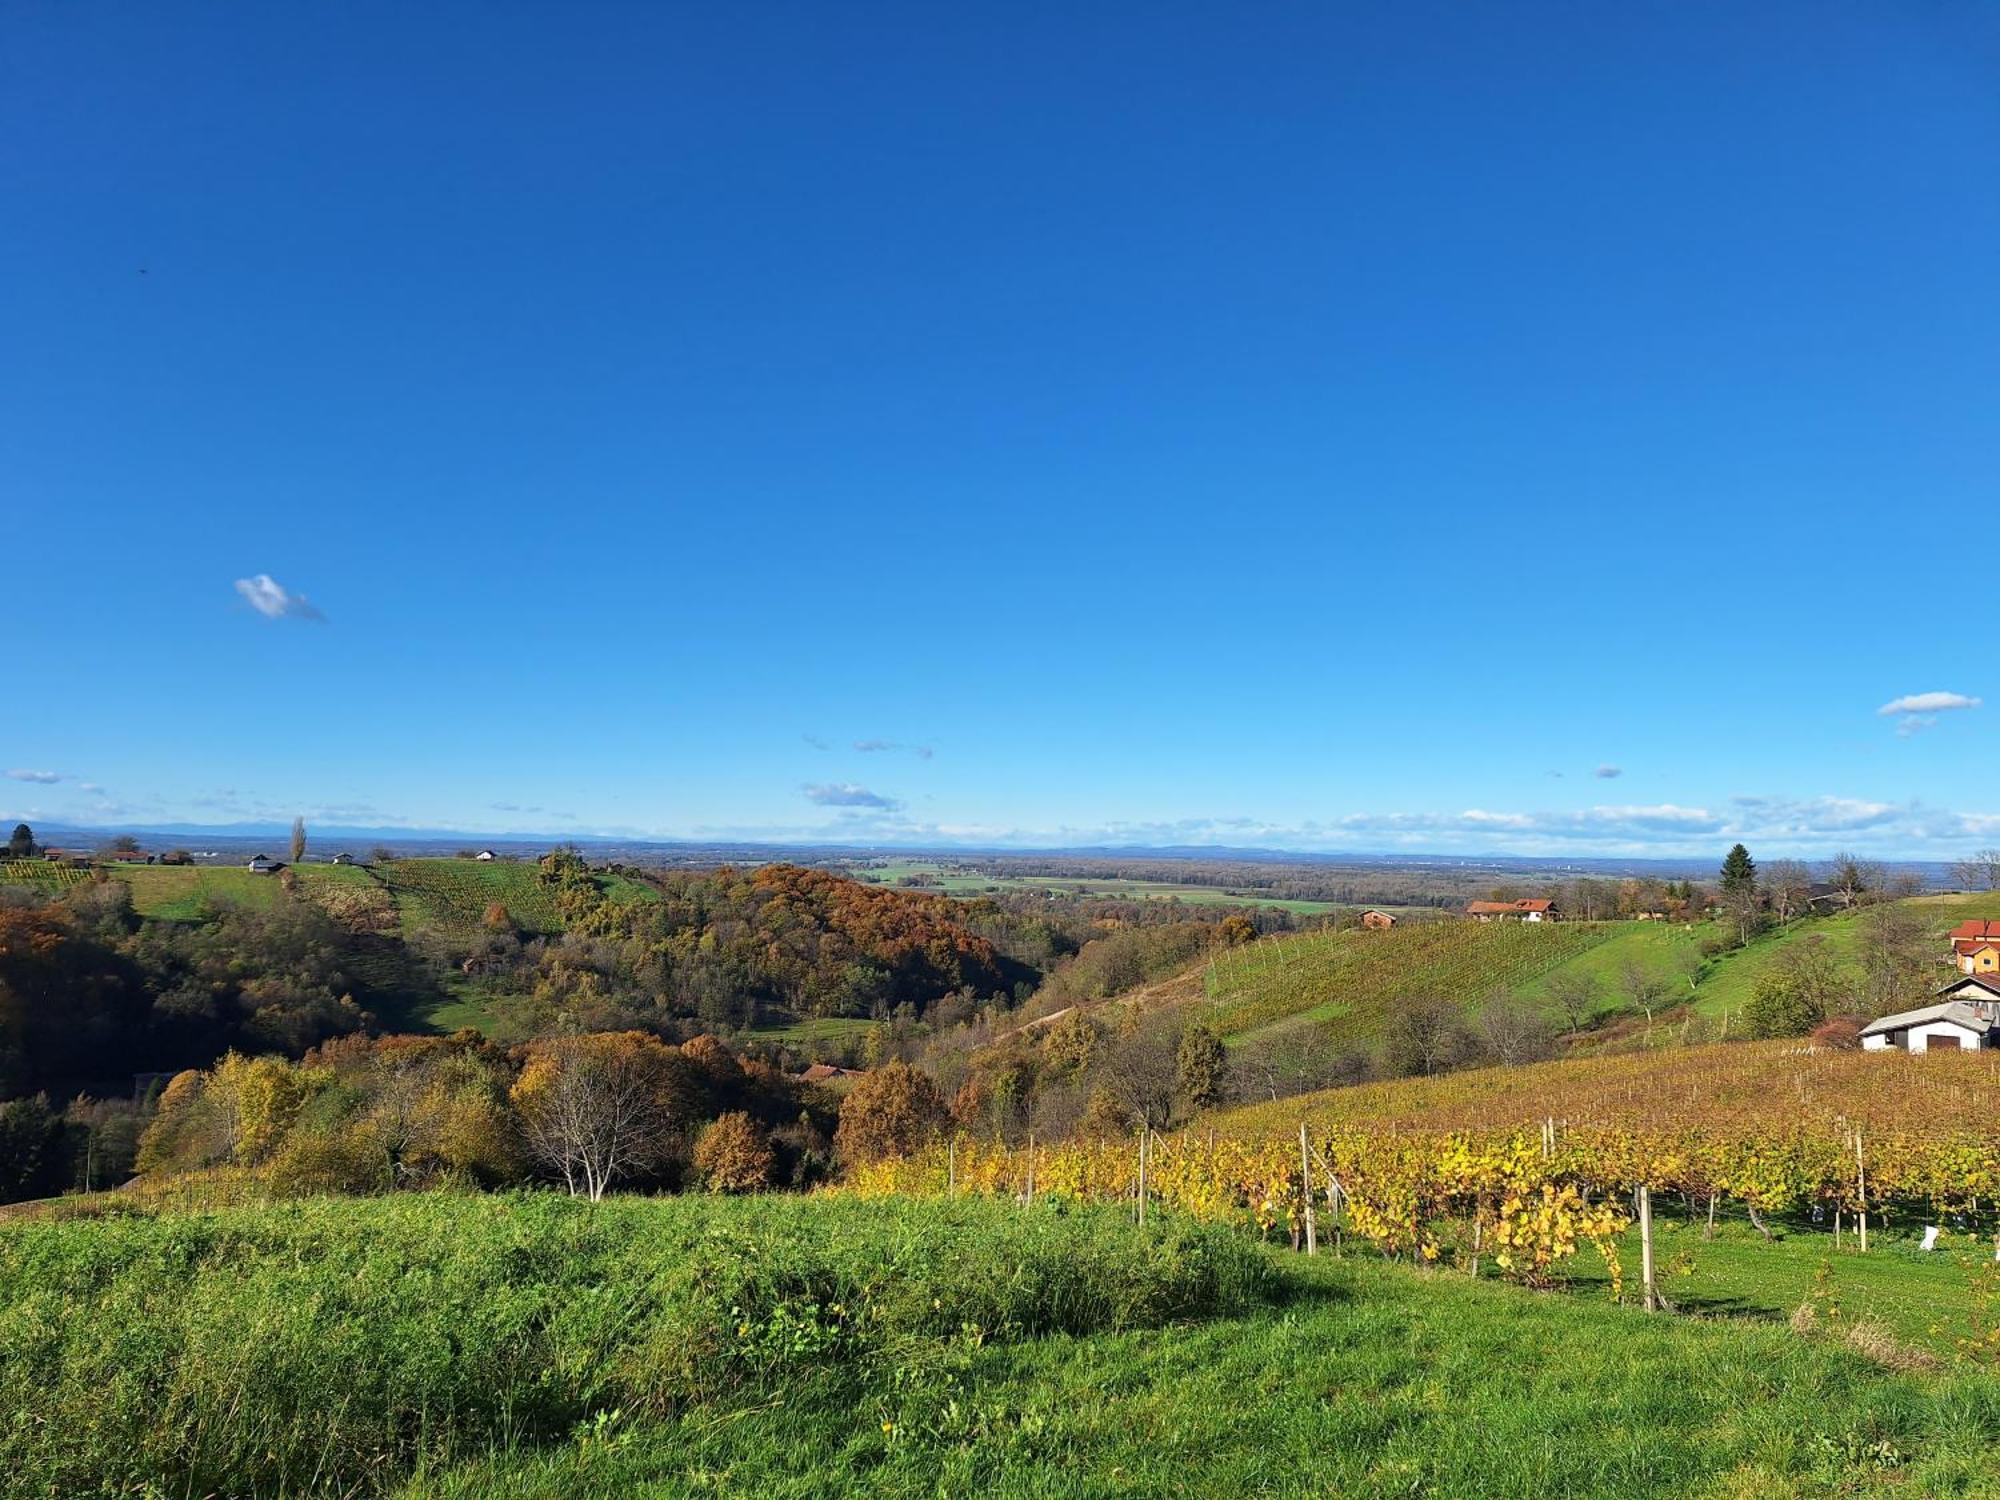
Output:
(1467, 899), (1554, 914)
(1949, 920), (2000, 942)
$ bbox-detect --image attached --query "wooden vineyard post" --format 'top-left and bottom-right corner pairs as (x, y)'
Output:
(947, 1136), (956, 1199)
(1135, 1122), (1147, 1228)
(1025, 1129), (1035, 1207)
(1299, 1124), (1317, 1256)
(1639, 1184), (1658, 1312)
(1855, 1131), (1868, 1253)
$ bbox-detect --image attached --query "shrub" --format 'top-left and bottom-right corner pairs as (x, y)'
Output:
(1810, 1015), (1866, 1051)
(692, 1111), (774, 1192)
(834, 1061), (947, 1163)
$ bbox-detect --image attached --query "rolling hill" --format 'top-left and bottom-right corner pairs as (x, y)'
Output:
(1097, 892), (2000, 1064)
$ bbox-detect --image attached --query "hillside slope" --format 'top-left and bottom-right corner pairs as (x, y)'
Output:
(1211, 1035), (2000, 1137)
(1155, 894), (2000, 1063)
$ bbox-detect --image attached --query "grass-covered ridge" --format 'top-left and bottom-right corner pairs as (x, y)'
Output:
(0, 1194), (1269, 1498)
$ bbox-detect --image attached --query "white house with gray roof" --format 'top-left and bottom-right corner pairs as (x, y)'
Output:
(1860, 974), (2000, 1052)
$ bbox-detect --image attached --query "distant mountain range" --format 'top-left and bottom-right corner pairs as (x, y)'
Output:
(18, 821), (1956, 881)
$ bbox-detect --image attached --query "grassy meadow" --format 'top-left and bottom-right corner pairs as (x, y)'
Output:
(850, 858), (1347, 915)
(8, 1193), (2000, 1498)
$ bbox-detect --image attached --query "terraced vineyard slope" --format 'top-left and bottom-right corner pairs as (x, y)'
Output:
(1200, 919), (1619, 1045)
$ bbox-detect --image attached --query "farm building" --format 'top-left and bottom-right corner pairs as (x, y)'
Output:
(1465, 898), (1556, 923)
(246, 854), (283, 874)
(1948, 920), (2000, 975)
(474, 849), (497, 861)
(330, 852), (355, 865)
(1360, 910), (1398, 929)
(1860, 1001), (1996, 1052)
(800, 1062), (860, 1083)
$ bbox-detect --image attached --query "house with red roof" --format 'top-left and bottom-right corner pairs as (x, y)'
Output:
(1465, 898), (1556, 923)
(1948, 920), (2000, 976)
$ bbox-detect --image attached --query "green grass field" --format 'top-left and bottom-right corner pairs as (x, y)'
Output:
(101, 857), (660, 940)
(744, 1014), (882, 1047)
(8, 1193), (1998, 1498)
(1168, 895), (2000, 1060)
(1202, 919), (1621, 1046)
(1690, 894), (1998, 1021)
(850, 859), (1345, 915)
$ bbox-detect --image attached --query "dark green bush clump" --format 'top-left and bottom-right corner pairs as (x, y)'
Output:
(0, 1193), (1270, 1498)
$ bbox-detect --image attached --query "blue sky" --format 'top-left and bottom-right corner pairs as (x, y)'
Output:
(5, 2), (1998, 857)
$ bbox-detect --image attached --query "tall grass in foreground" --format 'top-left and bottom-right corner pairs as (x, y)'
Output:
(0, 1193), (1270, 1499)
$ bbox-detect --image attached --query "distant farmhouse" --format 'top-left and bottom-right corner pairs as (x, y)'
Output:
(1861, 922), (2000, 1053)
(330, 852), (355, 865)
(1360, 910), (1398, 930)
(1465, 898), (1555, 923)
(473, 849), (497, 861)
(246, 854), (283, 874)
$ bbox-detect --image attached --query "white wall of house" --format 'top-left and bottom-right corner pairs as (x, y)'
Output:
(1910, 1021), (1981, 1052)
(1861, 1031), (1893, 1051)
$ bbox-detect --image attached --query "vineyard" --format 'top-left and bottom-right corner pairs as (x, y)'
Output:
(858, 1043), (2000, 1322)
(1201, 919), (1618, 1042)
(377, 859), (568, 936)
(373, 858), (660, 939)
(0, 859), (87, 893)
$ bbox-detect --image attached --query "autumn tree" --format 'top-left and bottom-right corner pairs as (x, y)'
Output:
(1743, 936), (1851, 1038)
(1856, 902), (1931, 1015)
(1041, 1010), (1103, 1076)
(1545, 970), (1596, 1034)
(1175, 1023), (1228, 1111)
(1078, 1085), (1135, 1140)
(1215, 914), (1257, 948)
(290, 817), (308, 865)
(693, 1110), (775, 1192)
(510, 1031), (689, 1199)
(833, 1059), (947, 1163)
(1477, 995), (1556, 1066)
(1383, 996), (1470, 1077)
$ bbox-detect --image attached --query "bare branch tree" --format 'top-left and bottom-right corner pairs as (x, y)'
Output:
(1762, 860), (1812, 924)
(511, 1033), (683, 1200)
(1952, 849), (2000, 892)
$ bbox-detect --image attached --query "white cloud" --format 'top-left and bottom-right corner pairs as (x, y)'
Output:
(1879, 690), (1980, 736)
(1879, 691), (1981, 716)
(234, 573), (325, 621)
(802, 782), (899, 810)
(854, 739), (935, 760)
(5, 769), (62, 784)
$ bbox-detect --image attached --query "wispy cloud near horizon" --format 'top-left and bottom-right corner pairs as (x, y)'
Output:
(802, 782), (899, 809)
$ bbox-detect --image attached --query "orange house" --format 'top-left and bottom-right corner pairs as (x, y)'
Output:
(1361, 910), (1398, 930)
(1949, 920), (2000, 975)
